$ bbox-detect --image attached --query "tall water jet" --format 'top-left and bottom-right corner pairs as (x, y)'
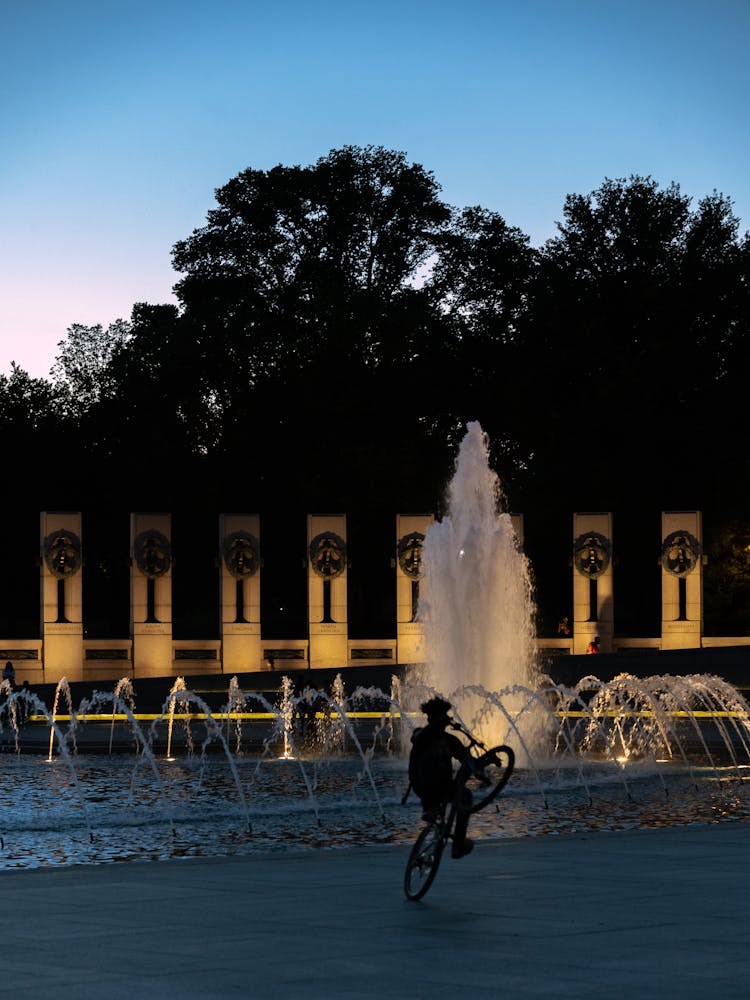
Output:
(109, 677), (135, 755)
(165, 676), (192, 759)
(48, 677), (77, 760)
(415, 421), (540, 749)
(278, 675), (295, 759)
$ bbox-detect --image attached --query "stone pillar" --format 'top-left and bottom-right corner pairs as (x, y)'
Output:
(40, 511), (84, 682)
(661, 511), (703, 650)
(396, 514), (434, 665)
(219, 514), (262, 672)
(131, 513), (173, 677)
(307, 514), (347, 669)
(572, 512), (614, 654)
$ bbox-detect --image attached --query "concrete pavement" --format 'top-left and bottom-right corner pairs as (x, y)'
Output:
(1, 822), (748, 999)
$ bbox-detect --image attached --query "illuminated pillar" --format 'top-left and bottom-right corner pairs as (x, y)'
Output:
(131, 513), (173, 677)
(40, 511), (84, 682)
(661, 511), (703, 650)
(572, 512), (614, 654)
(219, 514), (262, 672)
(307, 514), (348, 669)
(396, 514), (434, 664)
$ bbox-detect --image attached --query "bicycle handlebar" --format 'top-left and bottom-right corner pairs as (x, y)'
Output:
(448, 720), (487, 752)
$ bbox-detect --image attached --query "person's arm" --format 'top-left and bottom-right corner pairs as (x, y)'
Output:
(447, 732), (470, 763)
(449, 732), (490, 783)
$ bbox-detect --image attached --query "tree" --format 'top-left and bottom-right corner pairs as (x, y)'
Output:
(0, 363), (63, 498)
(51, 320), (131, 415)
(516, 176), (747, 510)
(169, 146), (554, 509)
(0, 365), (71, 619)
(0, 362), (58, 432)
(172, 145), (450, 382)
(429, 205), (538, 485)
(168, 146), (461, 506)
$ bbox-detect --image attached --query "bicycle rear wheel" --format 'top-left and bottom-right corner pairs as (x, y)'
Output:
(404, 823), (445, 901)
(467, 745), (515, 814)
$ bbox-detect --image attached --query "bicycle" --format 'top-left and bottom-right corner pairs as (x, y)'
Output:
(403, 726), (515, 901)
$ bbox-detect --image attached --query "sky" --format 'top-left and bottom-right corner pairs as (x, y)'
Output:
(2, 0), (749, 379)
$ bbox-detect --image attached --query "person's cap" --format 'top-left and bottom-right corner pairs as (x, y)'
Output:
(420, 697), (452, 721)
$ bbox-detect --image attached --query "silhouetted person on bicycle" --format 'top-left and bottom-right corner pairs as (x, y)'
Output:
(408, 697), (475, 858)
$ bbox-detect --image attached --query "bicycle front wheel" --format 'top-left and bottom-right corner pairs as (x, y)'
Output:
(468, 745), (515, 814)
(404, 823), (445, 901)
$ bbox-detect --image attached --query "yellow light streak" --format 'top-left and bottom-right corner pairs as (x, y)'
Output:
(26, 708), (750, 723)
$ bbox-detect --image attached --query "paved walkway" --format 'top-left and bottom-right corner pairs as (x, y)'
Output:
(1, 822), (748, 999)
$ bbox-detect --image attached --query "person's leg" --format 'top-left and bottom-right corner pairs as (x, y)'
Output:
(420, 794), (440, 822)
(451, 785), (473, 857)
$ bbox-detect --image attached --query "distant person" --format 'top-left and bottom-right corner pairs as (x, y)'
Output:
(2, 661), (15, 688)
(586, 636), (600, 654)
(407, 697), (475, 859)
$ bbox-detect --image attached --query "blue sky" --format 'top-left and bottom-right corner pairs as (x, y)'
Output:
(2, 0), (749, 378)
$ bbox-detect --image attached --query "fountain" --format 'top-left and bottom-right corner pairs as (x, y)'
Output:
(419, 422), (537, 693)
(225, 675), (244, 754)
(410, 420), (542, 753)
(2, 420), (750, 869)
(47, 677), (78, 760)
(109, 677), (135, 755)
(409, 421), (750, 772)
(165, 676), (193, 759)
(278, 675), (295, 759)
(1, 658), (750, 868)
